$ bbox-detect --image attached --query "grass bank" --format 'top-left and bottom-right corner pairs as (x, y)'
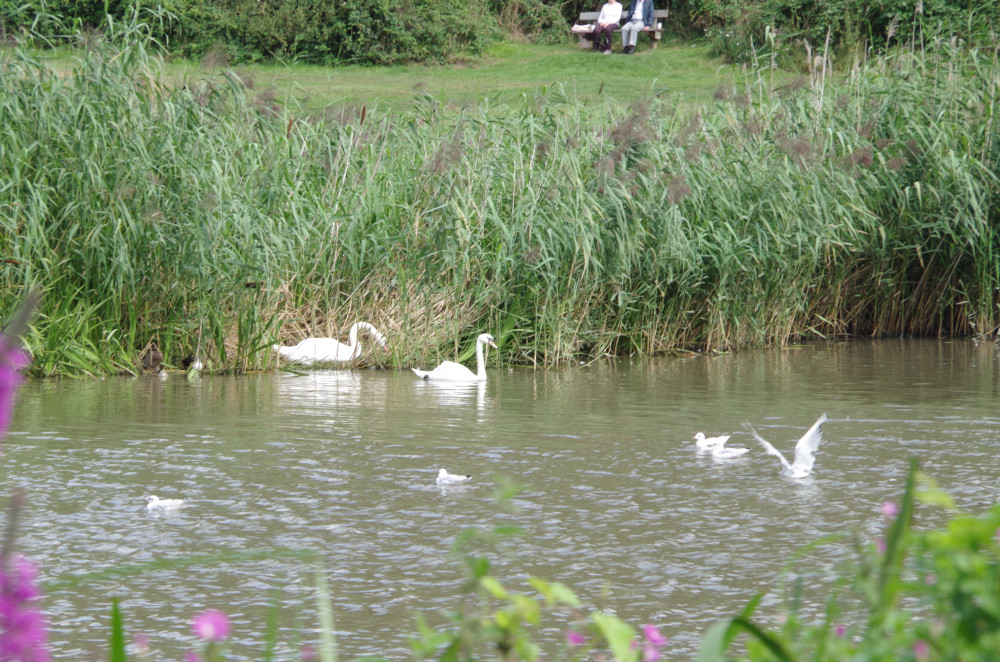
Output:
(37, 38), (738, 115)
(1, 20), (998, 376)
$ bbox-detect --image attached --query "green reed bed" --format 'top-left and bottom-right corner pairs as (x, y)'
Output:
(1, 19), (998, 375)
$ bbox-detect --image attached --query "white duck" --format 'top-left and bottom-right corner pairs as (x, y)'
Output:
(412, 333), (497, 382)
(272, 322), (388, 366)
(711, 437), (750, 460)
(744, 414), (828, 479)
(145, 495), (188, 511)
(693, 432), (730, 450)
(436, 468), (471, 487)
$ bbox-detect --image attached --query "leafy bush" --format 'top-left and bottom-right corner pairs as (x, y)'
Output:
(0, 0), (501, 63)
(700, 462), (1000, 661)
(672, 0), (1000, 64)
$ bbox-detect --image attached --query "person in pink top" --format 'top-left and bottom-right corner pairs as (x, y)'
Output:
(592, 0), (622, 55)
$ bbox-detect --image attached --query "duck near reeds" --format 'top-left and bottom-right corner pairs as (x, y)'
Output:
(272, 322), (388, 366)
(744, 414), (828, 478)
(412, 333), (497, 382)
(140, 344), (163, 371)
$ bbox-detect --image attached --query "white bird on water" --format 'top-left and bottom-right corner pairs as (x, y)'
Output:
(744, 414), (828, 479)
(272, 322), (389, 366)
(693, 432), (730, 450)
(412, 333), (497, 382)
(145, 495), (188, 511)
(436, 468), (471, 487)
(711, 437), (750, 460)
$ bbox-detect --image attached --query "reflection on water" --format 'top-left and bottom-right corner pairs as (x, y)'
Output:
(2, 339), (999, 659)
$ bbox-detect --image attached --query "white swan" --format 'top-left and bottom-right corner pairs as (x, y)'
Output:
(693, 432), (730, 450)
(412, 333), (497, 382)
(711, 437), (750, 460)
(272, 322), (388, 366)
(145, 495), (188, 511)
(436, 468), (471, 486)
(744, 414), (828, 478)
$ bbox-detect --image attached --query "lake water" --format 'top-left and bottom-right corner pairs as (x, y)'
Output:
(2, 339), (999, 660)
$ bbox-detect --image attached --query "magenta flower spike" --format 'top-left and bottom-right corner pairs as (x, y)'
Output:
(881, 501), (899, 518)
(0, 554), (51, 661)
(192, 609), (230, 642)
(566, 630), (585, 647)
(642, 625), (666, 662)
(643, 625), (667, 647)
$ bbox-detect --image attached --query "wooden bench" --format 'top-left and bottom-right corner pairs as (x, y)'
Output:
(572, 8), (669, 50)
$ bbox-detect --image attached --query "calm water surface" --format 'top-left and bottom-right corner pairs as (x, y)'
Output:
(3, 339), (999, 660)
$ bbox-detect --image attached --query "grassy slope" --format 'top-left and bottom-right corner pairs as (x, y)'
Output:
(40, 38), (748, 115)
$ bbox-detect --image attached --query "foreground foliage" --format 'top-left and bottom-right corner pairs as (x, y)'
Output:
(0, 16), (998, 375)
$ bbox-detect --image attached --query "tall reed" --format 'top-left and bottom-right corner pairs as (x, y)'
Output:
(1, 16), (997, 374)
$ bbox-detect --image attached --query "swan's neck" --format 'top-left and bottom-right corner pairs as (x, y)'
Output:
(475, 340), (487, 379)
(347, 323), (361, 349)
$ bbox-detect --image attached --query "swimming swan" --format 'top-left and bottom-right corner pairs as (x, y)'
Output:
(272, 322), (389, 366)
(412, 333), (497, 382)
(693, 432), (730, 450)
(744, 413), (828, 479)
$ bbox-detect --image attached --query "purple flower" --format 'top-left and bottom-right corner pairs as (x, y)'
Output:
(881, 501), (899, 518)
(642, 625), (666, 662)
(183, 651), (201, 662)
(566, 630), (585, 647)
(914, 639), (930, 660)
(643, 625), (667, 647)
(192, 609), (230, 642)
(0, 337), (30, 445)
(0, 553), (51, 661)
(835, 625), (846, 637)
(876, 538), (886, 554)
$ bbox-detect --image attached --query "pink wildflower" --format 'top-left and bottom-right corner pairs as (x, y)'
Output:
(835, 625), (846, 637)
(566, 630), (585, 647)
(881, 501), (899, 518)
(192, 609), (230, 642)
(642, 625), (666, 662)
(0, 554), (51, 661)
(914, 639), (930, 660)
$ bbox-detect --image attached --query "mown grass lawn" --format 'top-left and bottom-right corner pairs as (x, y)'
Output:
(36, 36), (777, 115)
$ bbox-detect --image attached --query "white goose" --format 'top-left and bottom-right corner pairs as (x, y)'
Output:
(273, 322), (388, 366)
(436, 468), (471, 487)
(145, 495), (188, 512)
(693, 432), (730, 450)
(412, 333), (497, 382)
(744, 414), (828, 479)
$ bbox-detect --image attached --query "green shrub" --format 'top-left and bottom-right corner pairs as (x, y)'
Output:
(700, 462), (1000, 661)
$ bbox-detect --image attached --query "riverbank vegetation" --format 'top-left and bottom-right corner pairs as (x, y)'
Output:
(1, 10), (998, 376)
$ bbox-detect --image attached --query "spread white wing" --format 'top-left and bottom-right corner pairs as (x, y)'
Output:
(744, 423), (791, 473)
(789, 414), (827, 477)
